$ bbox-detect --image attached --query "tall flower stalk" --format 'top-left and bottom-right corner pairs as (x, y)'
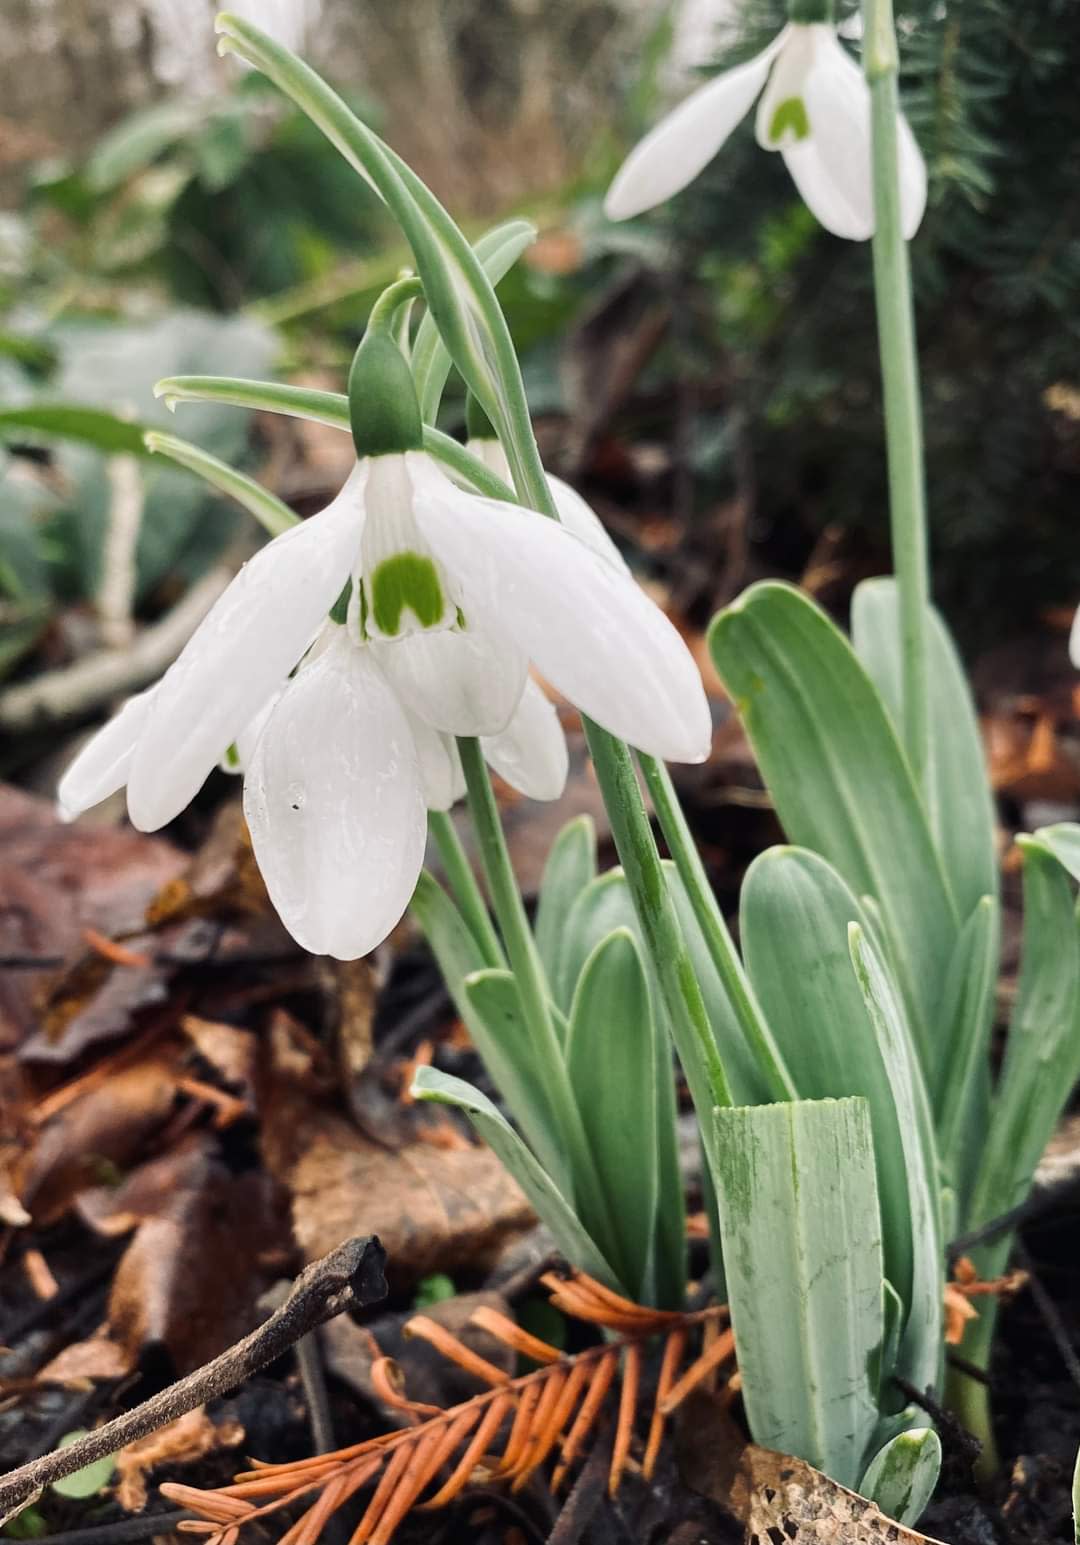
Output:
(863, 0), (932, 793)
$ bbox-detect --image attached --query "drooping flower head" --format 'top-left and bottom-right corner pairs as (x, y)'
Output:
(60, 308), (711, 960)
(605, 10), (926, 242)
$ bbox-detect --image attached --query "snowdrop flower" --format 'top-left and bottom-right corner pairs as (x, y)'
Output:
(1070, 607), (1080, 670)
(59, 364), (709, 959)
(605, 20), (926, 241)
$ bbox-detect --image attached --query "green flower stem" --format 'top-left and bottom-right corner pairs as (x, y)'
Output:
(366, 275), (424, 336)
(455, 736), (609, 1218)
(638, 753), (795, 1102)
(426, 810), (505, 970)
(585, 726), (732, 1149)
(863, 0), (931, 793)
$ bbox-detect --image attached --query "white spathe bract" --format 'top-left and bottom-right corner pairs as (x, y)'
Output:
(604, 22), (926, 242)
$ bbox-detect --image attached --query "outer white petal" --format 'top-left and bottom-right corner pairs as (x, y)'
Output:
(126, 463), (367, 831)
(403, 706), (465, 811)
(780, 28), (874, 240)
(464, 438), (628, 576)
(548, 477), (630, 575)
(1070, 606), (1080, 670)
(413, 480), (712, 764)
(482, 678), (568, 801)
(896, 111), (928, 240)
(57, 687), (155, 820)
(243, 632), (426, 959)
(604, 30), (788, 220)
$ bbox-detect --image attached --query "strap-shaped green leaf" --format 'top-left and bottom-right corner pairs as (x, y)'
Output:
(849, 925), (942, 1395)
(713, 1097), (884, 1489)
(967, 838), (1080, 1270)
(709, 581), (958, 1065)
(412, 218), (536, 423)
(410, 872), (567, 1192)
(860, 1427), (941, 1526)
(544, 865), (684, 1306)
(566, 929), (659, 1304)
(535, 815), (597, 987)
(412, 1066), (619, 1289)
(1032, 821), (1080, 884)
(934, 896), (998, 1199)
(852, 577), (998, 919)
(740, 847), (915, 1318)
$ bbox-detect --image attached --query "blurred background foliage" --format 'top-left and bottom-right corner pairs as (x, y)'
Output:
(0, 0), (1078, 776)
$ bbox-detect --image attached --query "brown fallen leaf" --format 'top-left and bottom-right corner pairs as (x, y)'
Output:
(105, 1140), (287, 1376)
(262, 1075), (535, 1285)
(114, 1406), (245, 1512)
(0, 784), (184, 1050)
(677, 1390), (947, 1545)
(35, 1330), (132, 1386)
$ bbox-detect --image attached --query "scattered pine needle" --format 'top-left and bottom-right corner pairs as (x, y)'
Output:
(162, 1269), (733, 1543)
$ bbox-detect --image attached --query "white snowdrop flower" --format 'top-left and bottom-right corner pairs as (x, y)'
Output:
(59, 435), (708, 958)
(1070, 607), (1080, 670)
(604, 21), (926, 242)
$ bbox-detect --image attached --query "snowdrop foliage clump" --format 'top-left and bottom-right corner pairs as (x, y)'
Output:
(605, 18), (926, 240)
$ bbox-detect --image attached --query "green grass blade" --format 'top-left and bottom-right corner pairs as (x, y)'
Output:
(852, 577), (998, 918)
(709, 581), (958, 1070)
(713, 1097), (884, 1489)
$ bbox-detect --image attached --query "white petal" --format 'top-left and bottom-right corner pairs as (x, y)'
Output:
(548, 477), (630, 575)
(604, 31), (787, 220)
(1070, 606), (1080, 670)
(57, 688), (155, 820)
(359, 453), (458, 640)
(370, 613), (528, 738)
(404, 707), (464, 811)
(483, 678), (569, 801)
(754, 24), (817, 149)
(896, 111), (928, 240)
(413, 479), (712, 764)
(126, 464), (367, 831)
(243, 632), (426, 959)
(464, 438), (628, 576)
(780, 28), (875, 240)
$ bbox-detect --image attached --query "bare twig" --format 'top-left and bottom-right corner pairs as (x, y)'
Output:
(0, 1236), (387, 1523)
(97, 452), (144, 650)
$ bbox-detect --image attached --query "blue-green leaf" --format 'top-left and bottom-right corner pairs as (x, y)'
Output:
(566, 928), (658, 1303)
(713, 1097), (884, 1490)
(709, 581), (958, 1067)
(848, 925), (942, 1396)
(852, 577), (998, 919)
(934, 896), (998, 1199)
(535, 815), (598, 987)
(740, 847), (915, 1318)
(411, 1066), (619, 1289)
(860, 1427), (941, 1526)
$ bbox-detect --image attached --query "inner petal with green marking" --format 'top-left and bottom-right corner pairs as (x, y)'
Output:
(768, 96), (811, 146)
(367, 550), (450, 638)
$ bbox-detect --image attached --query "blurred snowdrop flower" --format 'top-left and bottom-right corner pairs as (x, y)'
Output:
(59, 445), (709, 959)
(604, 21), (926, 241)
(1070, 607), (1080, 669)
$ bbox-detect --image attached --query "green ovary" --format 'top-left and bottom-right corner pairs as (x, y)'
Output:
(768, 97), (810, 145)
(369, 551), (446, 636)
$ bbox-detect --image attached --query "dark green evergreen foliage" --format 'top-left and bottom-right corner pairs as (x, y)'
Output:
(640, 0), (1080, 641)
